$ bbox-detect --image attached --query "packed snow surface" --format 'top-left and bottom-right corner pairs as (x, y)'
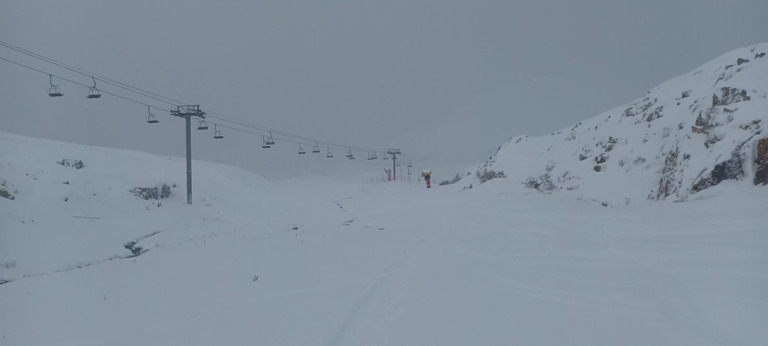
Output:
(1, 132), (766, 345)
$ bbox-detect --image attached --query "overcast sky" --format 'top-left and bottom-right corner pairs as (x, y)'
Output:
(1, 0), (767, 179)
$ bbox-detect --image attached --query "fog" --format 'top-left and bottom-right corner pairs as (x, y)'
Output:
(2, 0), (766, 179)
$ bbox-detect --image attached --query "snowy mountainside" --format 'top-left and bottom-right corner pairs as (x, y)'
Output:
(468, 43), (768, 205)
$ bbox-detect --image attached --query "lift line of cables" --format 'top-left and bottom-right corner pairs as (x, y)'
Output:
(0, 40), (402, 158)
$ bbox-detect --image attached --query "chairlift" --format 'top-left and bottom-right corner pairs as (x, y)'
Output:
(298, 144), (306, 155)
(383, 155), (389, 160)
(326, 148), (334, 158)
(146, 106), (159, 124)
(262, 136), (271, 148)
(213, 124), (223, 139)
(197, 120), (209, 130)
(408, 162), (413, 168)
(47, 75), (63, 97)
(266, 131), (276, 146)
(346, 148), (355, 160)
(312, 142), (321, 154)
(86, 76), (101, 99)
(368, 151), (378, 160)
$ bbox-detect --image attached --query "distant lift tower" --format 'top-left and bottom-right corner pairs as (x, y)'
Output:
(171, 105), (206, 205)
(387, 149), (401, 181)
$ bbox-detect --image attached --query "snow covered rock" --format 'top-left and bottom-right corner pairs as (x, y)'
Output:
(466, 43), (768, 205)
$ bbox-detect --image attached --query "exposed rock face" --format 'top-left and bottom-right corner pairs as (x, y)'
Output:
(712, 87), (750, 107)
(691, 151), (745, 193)
(756, 138), (768, 185)
(654, 147), (681, 200)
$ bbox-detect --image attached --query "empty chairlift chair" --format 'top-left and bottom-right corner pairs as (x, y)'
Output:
(262, 136), (272, 148)
(197, 120), (209, 130)
(326, 148), (334, 158)
(346, 148), (355, 160)
(298, 144), (306, 155)
(213, 124), (224, 139)
(146, 106), (159, 124)
(86, 76), (101, 99)
(312, 142), (321, 154)
(47, 75), (63, 97)
(266, 132), (276, 146)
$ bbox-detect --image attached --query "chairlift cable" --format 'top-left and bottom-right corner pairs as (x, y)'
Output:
(1, 45), (401, 156)
(0, 40), (182, 106)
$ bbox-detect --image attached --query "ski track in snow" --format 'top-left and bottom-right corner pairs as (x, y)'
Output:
(326, 200), (449, 346)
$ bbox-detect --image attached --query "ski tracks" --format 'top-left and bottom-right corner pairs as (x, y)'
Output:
(326, 200), (451, 346)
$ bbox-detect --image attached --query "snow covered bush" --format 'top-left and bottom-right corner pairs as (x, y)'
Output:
(523, 173), (556, 192)
(0, 179), (14, 200)
(130, 184), (172, 200)
(439, 173), (464, 186)
(524, 162), (557, 192)
(58, 159), (85, 169)
(475, 169), (505, 184)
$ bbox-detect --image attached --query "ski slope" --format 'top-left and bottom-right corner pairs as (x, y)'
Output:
(1, 132), (766, 345)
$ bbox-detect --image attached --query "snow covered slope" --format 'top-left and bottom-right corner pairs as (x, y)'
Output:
(467, 43), (768, 206)
(0, 131), (283, 282)
(1, 131), (767, 345)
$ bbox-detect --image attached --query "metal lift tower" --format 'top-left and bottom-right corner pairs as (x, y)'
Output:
(170, 105), (206, 205)
(387, 149), (401, 181)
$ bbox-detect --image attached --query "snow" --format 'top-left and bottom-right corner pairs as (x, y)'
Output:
(1, 130), (767, 346)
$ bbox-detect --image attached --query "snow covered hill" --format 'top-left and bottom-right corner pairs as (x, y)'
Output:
(0, 131), (284, 282)
(1, 131), (767, 345)
(464, 43), (768, 206)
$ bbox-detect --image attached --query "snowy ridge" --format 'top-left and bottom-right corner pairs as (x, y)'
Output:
(469, 43), (768, 205)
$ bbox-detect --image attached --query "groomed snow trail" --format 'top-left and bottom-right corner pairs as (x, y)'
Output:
(317, 186), (768, 346)
(327, 196), (452, 346)
(1, 172), (766, 345)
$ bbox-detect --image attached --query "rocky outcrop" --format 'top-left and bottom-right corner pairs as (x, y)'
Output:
(755, 137), (768, 185)
(712, 87), (750, 107)
(653, 147), (682, 200)
(691, 151), (745, 193)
